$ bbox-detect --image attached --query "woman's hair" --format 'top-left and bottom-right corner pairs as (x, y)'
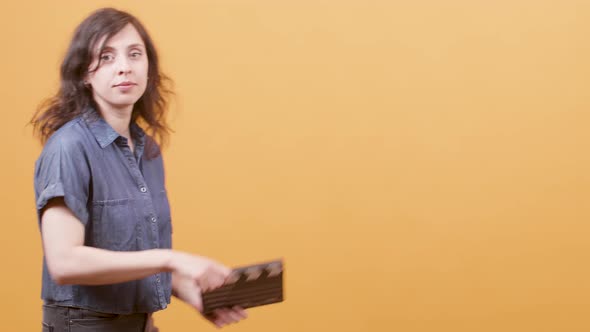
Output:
(31, 7), (172, 158)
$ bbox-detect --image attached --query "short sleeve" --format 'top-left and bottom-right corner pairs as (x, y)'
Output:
(34, 138), (91, 226)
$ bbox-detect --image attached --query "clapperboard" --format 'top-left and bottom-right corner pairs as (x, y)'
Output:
(202, 259), (284, 315)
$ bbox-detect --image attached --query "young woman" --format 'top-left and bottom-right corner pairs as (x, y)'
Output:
(31, 7), (247, 331)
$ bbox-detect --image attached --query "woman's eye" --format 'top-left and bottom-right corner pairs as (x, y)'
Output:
(130, 51), (142, 58)
(100, 54), (114, 61)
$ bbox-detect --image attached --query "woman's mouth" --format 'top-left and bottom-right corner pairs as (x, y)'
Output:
(114, 81), (137, 92)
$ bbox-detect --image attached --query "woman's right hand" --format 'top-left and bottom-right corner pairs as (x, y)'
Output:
(172, 270), (248, 328)
(167, 251), (231, 292)
(168, 252), (249, 328)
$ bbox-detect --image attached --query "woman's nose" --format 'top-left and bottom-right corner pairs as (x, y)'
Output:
(117, 57), (132, 75)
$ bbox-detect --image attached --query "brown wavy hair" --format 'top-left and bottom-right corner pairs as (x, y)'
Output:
(30, 7), (172, 159)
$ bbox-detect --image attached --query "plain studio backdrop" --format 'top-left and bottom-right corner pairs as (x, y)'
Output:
(1, 1), (589, 331)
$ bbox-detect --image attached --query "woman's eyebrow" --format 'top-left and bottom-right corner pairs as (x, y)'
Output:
(127, 43), (146, 50)
(99, 43), (145, 53)
(99, 45), (115, 53)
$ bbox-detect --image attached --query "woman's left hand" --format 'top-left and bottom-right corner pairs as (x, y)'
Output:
(172, 272), (248, 328)
(205, 307), (248, 328)
(144, 314), (159, 332)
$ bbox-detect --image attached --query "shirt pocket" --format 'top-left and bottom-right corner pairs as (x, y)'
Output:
(92, 198), (137, 251)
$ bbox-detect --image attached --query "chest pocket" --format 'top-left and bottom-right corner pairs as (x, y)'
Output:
(91, 198), (137, 251)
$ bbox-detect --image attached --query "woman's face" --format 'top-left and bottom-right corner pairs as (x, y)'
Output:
(86, 23), (149, 113)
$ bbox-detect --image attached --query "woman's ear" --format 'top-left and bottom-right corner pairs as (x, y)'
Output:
(83, 70), (92, 85)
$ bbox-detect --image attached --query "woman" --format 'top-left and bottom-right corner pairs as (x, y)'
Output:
(31, 7), (247, 331)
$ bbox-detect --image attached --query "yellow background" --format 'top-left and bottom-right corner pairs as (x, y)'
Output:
(1, 0), (589, 331)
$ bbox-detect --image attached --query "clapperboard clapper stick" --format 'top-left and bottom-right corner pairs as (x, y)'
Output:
(201, 259), (284, 315)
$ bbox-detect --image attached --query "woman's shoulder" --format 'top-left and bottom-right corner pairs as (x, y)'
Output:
(41, 117), (89, 156)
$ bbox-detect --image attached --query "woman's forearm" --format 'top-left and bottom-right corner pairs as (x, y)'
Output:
(52, 247), (172, 285)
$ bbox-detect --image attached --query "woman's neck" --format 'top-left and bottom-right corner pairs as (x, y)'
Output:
(98, 106), (132, 138)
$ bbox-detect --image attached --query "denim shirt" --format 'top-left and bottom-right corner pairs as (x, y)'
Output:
(34, 109), (172, 314)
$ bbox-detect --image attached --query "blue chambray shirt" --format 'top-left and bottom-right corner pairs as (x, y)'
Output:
(34, 108), (172, 314)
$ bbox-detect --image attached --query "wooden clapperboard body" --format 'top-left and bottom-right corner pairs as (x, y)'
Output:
(202, 259), (284, 315)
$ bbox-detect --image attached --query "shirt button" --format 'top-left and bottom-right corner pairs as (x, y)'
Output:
(151, 216), (157, 223)
(140, 186), (147, 193)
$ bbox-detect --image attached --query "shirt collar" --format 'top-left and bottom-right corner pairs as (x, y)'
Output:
(83, 107), (146, 149)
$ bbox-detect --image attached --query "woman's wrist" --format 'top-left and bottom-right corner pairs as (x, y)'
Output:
(157, 248), (175, 273)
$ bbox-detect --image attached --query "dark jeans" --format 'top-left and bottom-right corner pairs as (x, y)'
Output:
(42, 304), (148, 332)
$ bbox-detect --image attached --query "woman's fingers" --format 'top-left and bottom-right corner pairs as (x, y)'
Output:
(198, 278), (208, 292)
(213, 307), (248, 326)
(198, 260), (231, 292)
(231, 306), (248, 319)
(213, 309), (230, 327)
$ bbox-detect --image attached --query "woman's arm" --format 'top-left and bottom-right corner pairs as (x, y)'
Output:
(41, 197), (173, 285)
(41, 198), (227, 287)
(42, 197), (248, 327)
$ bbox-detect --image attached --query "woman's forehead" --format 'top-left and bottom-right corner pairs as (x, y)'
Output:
(94, 23), (145, 52)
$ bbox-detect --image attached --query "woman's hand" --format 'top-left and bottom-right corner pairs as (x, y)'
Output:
(171, 270), (205, 311)
(172, 271), (248, 328)
(205, 307), (248, 328)
(144, 315), (159, 332)
(167, 252), (230, 291)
